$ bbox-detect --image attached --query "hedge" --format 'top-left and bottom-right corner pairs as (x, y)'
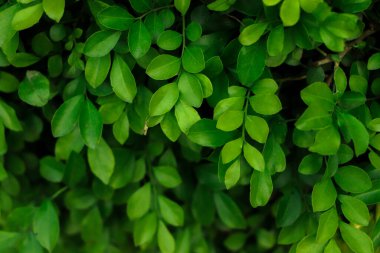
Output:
(1, 0), (380, 252)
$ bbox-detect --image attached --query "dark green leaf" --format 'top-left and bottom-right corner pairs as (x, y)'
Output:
(188, 119), (235, 147)
(97, 6), (135, 31)
(87, 138), (115, 184)
(214, 192), (246, 229)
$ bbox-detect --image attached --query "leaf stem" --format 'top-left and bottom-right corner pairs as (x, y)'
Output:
(51, 186), (68, 200)
(181, 15), (186, 56)
(241, 90), (251, 140)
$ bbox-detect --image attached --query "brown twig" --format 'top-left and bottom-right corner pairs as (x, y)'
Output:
(279, 75), (307, 83)
(313, 25), (378, 67)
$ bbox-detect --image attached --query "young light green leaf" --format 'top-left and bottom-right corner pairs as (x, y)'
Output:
(238, 23), (268, 46)
(157, 221), (176, 253)
(221, 138), (243, 164)
(250, 171), (273, 207)
(334, 67), (347, 94)
(39, 156), (65, 183)
(83, 31), (121, 57)
(182, 46), (205, 73)
(368, 52), (380, 70)
(214, 192), (246, 229)
(51, 95), (84, 137)
(300, 82), (335, 111)
(296, 235), (325, 253)
(280, 0), (300, 26)
(340, 222), (374, 253)
(149, 83), (179, 116)
(12, 3), (44, 31)
(324, 239), (341, 253)
(188, 119), (235, 147)
(298, 154), (322, 175)
(153, 166), (182, 188)
(316, 207), (338, 243)
(0, 71), (19, 93)
(249, 94), (282, 115)
(43, 0), (65, 22)
(334, 165), (372, 193)
(312, 179), (337, 212)
(207, 0), (236, 11)
(146, 54), (181, 80)
(128, 20), (152, 59)
(244, 115), (269, 143)
(309, 125), (341, 155)
(267, 25), (284, 56)
(127, 183), (151, 220)
(157, 30), (182, 51)
(110, 55), (137, 103)
(339, 195), (370, 226)
(18, 71), (50, 107)
(85, 54), (111, 88)
(174, 100), (200, 134)
(159, 195), (184, 226)
(133, 213), (157, 246)
(97, 6), (135, 31)
(174, 0), (191, 15)
(225, 159), (241, 189)
(243, 143), (265, 172)
(87, 138), (114, 184)
(33, 200), (59, 253)
(178, 72), (203, 108)
(217, 110), (244, 131)
(263, 0), (281, 6)
(295, 107), (332, 131)
(160, 112), (181, 142)
(79, 99), (103, 148)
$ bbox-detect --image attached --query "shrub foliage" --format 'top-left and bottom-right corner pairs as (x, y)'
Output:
(1, 0), (380, 252)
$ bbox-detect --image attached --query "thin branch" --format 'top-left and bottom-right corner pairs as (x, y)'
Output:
(279, 75), (307, 83)
(225, 14), (245, 27)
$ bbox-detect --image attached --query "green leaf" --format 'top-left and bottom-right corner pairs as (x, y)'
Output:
(110, 55), (137, 103)
(323, 13), (362, 40)
(157, 221), (175, 253)
(85, 54), (111, 88)
(18, 71), (50, 107)
(178, 72), (203, 108)
(128, 20), (152, 59)
(298, 154), (322, 175)
(0, 71), (19, 93)
(0, 5), (19, 47)
(237, 42), (266, 85)
(157, 30), (182, 51)
(316, 207), (338, 243)
(243, 142), (265, 171)
(337, 112), (369, 156)
(251, 78), (279, 94)
(309, 125), (341, 155)
(19, 234), (43, 253)
(196, 73), (213, 98)
(324, 239), (342, 253)
(280, 0), (300, 27)
(244, 115), (269, 143)
(188, 119), (235, 147)
(51, 95), (84, 137)
(127, 183), (151, 220)
(149, 83), (179, 116)
(334, 67), (347, 95)
(33, 200), (59, 253)
(334, 165), (372, 193)
(174, 100), (200, 134)
(263, 0), (281, 6)
(174, 0), (190, 15)
(0, 231), (21, 251)
(333, 0), (372, 13)
(250, 171), (273, 207)
(182, 46), (205, 73)
(249, 94), (282, 115)
(368, 118), (380, 132)
(340, 222), (374, 253)
(133, 213), (157, 246)
(339, 195), (370, 226)
(296, 235), (325, 253)
(12, 3), (44, 31)
(79, 99), (103, 148)
(39, 156), (65, 183)
(221, 138), (243, 164)
(214, 97), (245, 119)
(276, 190), (302, 227)
(0, 123), (7, 156)
(238, 23), (268, 46)
(160, 112), (181, 142)
(43, 0), (65, 22)
(300, 82), (335, 111)
(87, 138), (115, 184)
(368, 52), (380, 70)
(214, 192), (246, 229)
(153, 166), (182, 188)
(299, 0), (322, 13)
(349, 75), (367, 94)
(267, 25), (284, 56)
(225, 159), (241, 189)
(217, 110), (244, 131)
(312, 179), (337, 212)
(159, 195), (184, 226)
(146, 54), (181, 80)
(83, 31), (121, 57)
(207, 0), (236, 11)
(97, 6), (135, 31)
(295, 107), (332, 131)
(186, 21), (202, 41)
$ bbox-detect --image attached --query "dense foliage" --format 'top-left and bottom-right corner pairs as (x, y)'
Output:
(1, 0), (380, 252)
